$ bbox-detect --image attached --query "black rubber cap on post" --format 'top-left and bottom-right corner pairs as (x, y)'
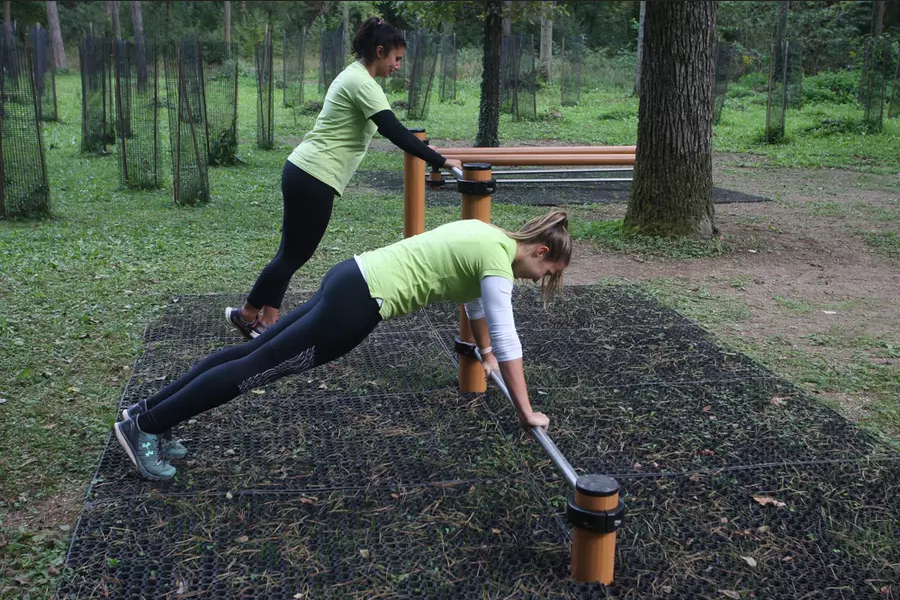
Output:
(462, 162), (492, 171)
(576, 474), (620, 497)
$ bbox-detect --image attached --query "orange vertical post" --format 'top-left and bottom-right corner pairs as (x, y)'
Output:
(458, 163), (493, 393)
(403, 128), (427, 237)
(570, 475), (622, 583)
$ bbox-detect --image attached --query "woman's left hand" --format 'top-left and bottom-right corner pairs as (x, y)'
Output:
(519, 410), (549, 434)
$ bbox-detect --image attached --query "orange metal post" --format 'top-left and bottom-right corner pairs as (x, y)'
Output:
(571, 475), (621, 584)
(403, 128), (427, 237)
(458, 163), (493, 394)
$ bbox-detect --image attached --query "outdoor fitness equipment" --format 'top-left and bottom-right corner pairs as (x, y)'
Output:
(402, 131), (626, 584)
(416, 144), (637, 190)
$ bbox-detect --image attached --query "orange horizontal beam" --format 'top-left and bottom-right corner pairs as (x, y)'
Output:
(438, 154), (635, 166)
(440, 145), (636, 155)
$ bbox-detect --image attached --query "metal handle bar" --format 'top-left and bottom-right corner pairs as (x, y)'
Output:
(476, 349), (579, 489)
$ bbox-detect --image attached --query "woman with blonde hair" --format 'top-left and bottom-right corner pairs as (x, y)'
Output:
(115, 211), (572, 480)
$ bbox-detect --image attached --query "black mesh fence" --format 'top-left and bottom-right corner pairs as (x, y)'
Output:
(318, 26), (343, 95)
(439, 32), (456, 103)
(500, 35), (513, 112)
(0, 37), (51, 219)
(405, 31), (440, 121)
(765, 2), (789, 143)
(499, 34), (537, 121)
(712, 40), (734, 125)
(79, 35), (112, 154)
(860, 36), (890, 132)
(162, 36), (210, 206)
(112, 39), (160, 189)
(255, 32), (274, 150)
(890, 55), (900, 120)
(28, 24), (57, 122)
(514, 34), (537, 121)
(282, 29), (305, 108)
(785, 40), (803, 109)
(199, 41), (238, 166)
(560, 34), (583, 107)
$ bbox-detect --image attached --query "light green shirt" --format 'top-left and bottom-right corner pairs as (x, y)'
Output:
(359, 220), (517, 321)
(287, 62), (391, 196)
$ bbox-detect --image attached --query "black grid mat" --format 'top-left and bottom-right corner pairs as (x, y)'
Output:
(59, 285), (897, 599)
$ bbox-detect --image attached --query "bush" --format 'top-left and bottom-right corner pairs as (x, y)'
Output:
(803, 71), (858, 104)
(737, 71), (769, 92)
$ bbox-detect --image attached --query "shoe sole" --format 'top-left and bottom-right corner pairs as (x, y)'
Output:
(113, 421), (174, 481)
(225, 307), (253, 340)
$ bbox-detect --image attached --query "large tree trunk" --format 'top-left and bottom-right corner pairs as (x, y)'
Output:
(46, 1), (67, 69)
(225, 1), (231, 46)
(624, 1), (718, 239)
(105, 1), (121, 39)
(633, 1), (646, 95)
(539, 3), (553, 82)
(476, 1), (503, 148)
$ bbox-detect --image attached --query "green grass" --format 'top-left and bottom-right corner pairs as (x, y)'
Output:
(637, 279), (899, 445)
(570, 218), (729, 258)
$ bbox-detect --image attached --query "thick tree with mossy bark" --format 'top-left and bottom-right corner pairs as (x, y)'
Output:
(624, 1), (718, 239)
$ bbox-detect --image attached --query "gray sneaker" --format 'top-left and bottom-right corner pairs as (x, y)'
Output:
(122, 403), (187, 459)
(225, 307), (257, 340)
(114, 417), (177, 480)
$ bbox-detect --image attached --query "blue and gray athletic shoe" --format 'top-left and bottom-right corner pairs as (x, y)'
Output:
(114, 417), (177, 480)
(121, 402), (187, 459)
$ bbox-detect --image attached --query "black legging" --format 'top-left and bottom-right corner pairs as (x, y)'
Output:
(138, 260), (381, 434)
(246, 161), (335, 310)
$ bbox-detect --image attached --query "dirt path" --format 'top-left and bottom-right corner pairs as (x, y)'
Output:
(565, 156), (900, 429)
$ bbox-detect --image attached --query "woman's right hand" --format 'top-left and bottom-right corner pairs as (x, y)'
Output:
(519, 410), (549, 434)
(444, 158), (463, 172)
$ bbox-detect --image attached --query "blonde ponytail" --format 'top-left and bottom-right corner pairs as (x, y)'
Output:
(507, 210), (572, 305)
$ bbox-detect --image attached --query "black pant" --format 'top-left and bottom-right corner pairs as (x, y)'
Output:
(138, 260), (381, 434)
(246, 161), (335, 310)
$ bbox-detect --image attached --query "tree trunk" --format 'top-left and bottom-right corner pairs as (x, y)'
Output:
(46, 1), (67, 69)
(131, 1), (146, 85)
(130, 1), (143, 43)
(225, 1), (231, 46)
(476, 1), (503, 148)
(872, 0), (885, 36)
(539, 3), (553, 82)
(3, 1), (11, 44)
(502, 1), (512, 38)
(624, 1), (718, 239)
(342, 2), (350, 61)
(105, 1), (121, 39)
(633, 1), (646, 95)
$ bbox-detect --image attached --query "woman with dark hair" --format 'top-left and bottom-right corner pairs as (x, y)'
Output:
(226, 17), (462, 339)
(116, 212), (572, 480)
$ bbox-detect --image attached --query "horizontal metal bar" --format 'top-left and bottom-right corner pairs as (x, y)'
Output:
(492, 177), (633, 184)
(476, 350), (579, 489)
(440, 145), (636, 155)
(492, 167), (634, 175)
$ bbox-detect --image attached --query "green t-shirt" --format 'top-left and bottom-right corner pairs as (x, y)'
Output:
(359, 220), (517, 321)
(287, 62), (391, 196)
